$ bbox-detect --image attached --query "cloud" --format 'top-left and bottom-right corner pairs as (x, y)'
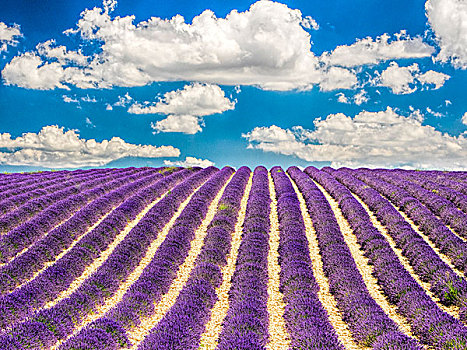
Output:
(0, 125), (180, 168)
(113, 93), (133, 107)
(128, 83), (235, 116)
(85, 117), (96, 127)
(164, 156), (214, 168)
(375, 62), (450, 94)
(417, 70), (450, 89)
(426, 0), (467, 69)
(336, 93), (349, 104)
(62, 95), (79, 103)
(353, 90), (369, 105)
(378, 62), (419, 94)
(243, 107), (467, 170)
(151, 115), (202, 135)
(320, 31), (434, 68)
(36, 40), (88, 66)
(82, 95), (97, 103)
(2, 52), (69, 90)
(2, 1), (357, 91)
(336, 90), (369, 105)
(62, 94), (97, 107)
(130, 83), (235, 134)
(318, 66), (357, 91)
(426, 107), (443, 118)
(462, 112), (467, 126)
(301, 16), (319, 31)
(0, 22), (22, 52)
(103, 0), (118, 13)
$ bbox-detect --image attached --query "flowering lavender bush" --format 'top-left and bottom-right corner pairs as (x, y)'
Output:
(271, 166), (343, 349)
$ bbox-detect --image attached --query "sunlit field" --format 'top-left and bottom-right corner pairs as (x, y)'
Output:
(0, 166), (466, 349)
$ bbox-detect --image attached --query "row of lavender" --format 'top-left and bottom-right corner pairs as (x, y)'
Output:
(216, 166), (271, 349)
(134, 167), (250, 350)
(0, 167), (176, 295)
(61, 166), (237, 349)
(335, 169), (467, 300)
(0, 168), (141, 263)
(0, 168), (134, 236)
(289, 168), (422, 349)
(271, 167), (343, 349)
(307, 167), (467, 348)
(0, 166), (466, 349)
(0, 167), (238, 348)
(0, 170), (200, 329)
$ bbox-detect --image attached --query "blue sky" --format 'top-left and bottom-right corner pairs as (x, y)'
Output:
(0, 0), (466, 171)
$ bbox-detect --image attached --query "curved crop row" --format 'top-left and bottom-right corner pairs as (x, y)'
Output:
(0, 168), (130, 235)
(57, 167), (234, 349)
(345, 168), (467, 302)
(0, 168), (179, 295)
(0, 170), (97, 199)
(0, 167), (201, 331)
(271, 167), (343, 349)
(216, 166), (271, 350)
(418, 171), (467, 195)
(288, 167), (415, 348)
(129, 167), (249, 350)
(307, 167), (467, 348)
(370, 169), (467, 238)
(0, 169), (117, 216)
(0, 168), (144, 264)
(395, 170), (467, 214)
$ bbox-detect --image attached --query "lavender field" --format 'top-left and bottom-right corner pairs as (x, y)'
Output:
(0, 165), (466, 350)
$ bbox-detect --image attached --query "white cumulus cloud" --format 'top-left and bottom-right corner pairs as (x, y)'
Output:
(318, 66), (357, 91)
(129, 83), (235, 116)
(376, 62), (450, 94)
(62, 95), (79, 103)
(336, 93), (349, 104)
(36, 40), (88, 66)
(151, 115), (202, 135)
(164, 156), (214, 168)
(426, 0), (467, 69)
(2, 52), (69, 90)
(417, 69), (450, 89)
(353, 90), (369, 105)
(0, 125), (180, 168)
(336, 90), (369, 105)
(243, 107), (467, 170)
(320, 31), (434, 68)
(131, 83), (235, 134)
(379, 62), (419, 94)
(462, 112), (467, 126)
(426, 107), (444, 118)
(0, 22), (22, 52)
(1, 1), (357, 91)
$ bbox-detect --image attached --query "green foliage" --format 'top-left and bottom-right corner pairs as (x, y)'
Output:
(444, 280), (461, 304)
(35, 315), (58, 335)
(159, 166), (177, 174)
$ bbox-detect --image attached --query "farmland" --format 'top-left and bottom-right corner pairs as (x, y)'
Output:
(0, 166), (466, 350)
